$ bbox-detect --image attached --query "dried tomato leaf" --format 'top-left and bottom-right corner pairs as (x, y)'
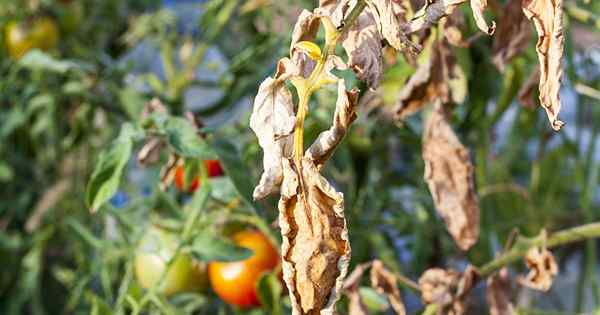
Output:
(370, 260), (406, 315)
(522, 0), (565, 130)
(422, 103), (480, 250)
(249, 63), (297, 200)
(518, 66), (540, 109)
(518, 246), (558, 291)
(406, 0), (465, 34)
(486, 268), (516, 315)
(306, 80), (359, 168)
(419, 266), (479, 315)
(469, 0), (496, 35)
(279, 158), (351, 315)
(341, 9), (384, 89)
(491, 0), (531, 71)
(366, 0), (420, 55)
(343, 263), (372, 315)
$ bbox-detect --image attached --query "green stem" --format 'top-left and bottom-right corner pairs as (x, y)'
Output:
(479, 222), (600, 277)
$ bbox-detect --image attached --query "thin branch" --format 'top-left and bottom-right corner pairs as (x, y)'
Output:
(479, 222), (600, 277)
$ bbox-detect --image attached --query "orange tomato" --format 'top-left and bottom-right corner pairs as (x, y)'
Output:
(208, 230), (279, 308)
(174, 160), (224, 192)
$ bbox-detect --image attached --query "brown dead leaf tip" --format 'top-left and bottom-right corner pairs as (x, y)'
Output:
(491, 0), (531, 71)
(422, 103), (480, 251)
(522, 0), (565, 131)
(343, 263), (372, 315)
(486, 268), (516, 315)
(370, 260), (407, 315)
(518, 246), (558, 292)
(419, 266), (479, 315)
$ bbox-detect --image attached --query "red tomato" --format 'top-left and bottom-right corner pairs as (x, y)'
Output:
(208, 230), (279, 308)
(174, 160), (224, 193)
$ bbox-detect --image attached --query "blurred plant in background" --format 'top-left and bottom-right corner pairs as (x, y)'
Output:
(0, 0), (600, 314)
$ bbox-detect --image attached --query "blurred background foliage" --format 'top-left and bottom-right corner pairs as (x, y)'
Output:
(1, 0), (600, 314)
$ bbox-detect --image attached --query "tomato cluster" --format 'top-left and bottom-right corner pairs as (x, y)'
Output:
(136, 161), (280, 308)
(174, 159), (224, 192)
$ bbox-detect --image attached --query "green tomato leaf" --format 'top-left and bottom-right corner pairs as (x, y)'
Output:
(190, 231), (253, 262)
(0, 161), (14, 182)
(18, 50), (91, 73)
(85, 123), (141, 212)
(257, 271), (283, 315)
(154, 115), (214, 159)
(211, 138), (264, 214)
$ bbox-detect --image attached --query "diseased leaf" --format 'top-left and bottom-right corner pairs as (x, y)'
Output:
(306, 79), (359, 168)
(370, 260), (406, 315)
(279, 158), (351, 315)
(290, 10), (321, 78)
(522, 0), (565, 130)
(419, 266), (479, 315)
(406, 0), (465, 34)
(518, 66), (540, 109)
(366, 0), (420, 55)
(518, 246), (558, 291)
(394, 35), (463, 120)
(341, 9), (384, 89)
(486, 268), (516, 315)
(343, 263), (372, 315)
(492, 0), (531, 71)
(469, 0), (495, 35)
(422, 103), (480, 250)
(249, 61), (297, 200)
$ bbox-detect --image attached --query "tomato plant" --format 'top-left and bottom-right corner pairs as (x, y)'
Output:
(135, 225), (208, 296)
(208, 230), (279, 308)
(4, 16), (59, 59)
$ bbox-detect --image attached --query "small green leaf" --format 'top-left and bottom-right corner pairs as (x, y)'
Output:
(257, 271), (283, 315)
(190, 230), (253, 262)
(154, 115), (214, 159)
(359, 287), (389, 312)
(18, 50), (90, 73)
(0, 161), (13, 182)
(85, 123), (141, 212)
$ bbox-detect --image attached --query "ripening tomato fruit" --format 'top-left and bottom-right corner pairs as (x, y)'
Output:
(208, 230), (279, 308)
(4, 17), (59, 59)
(174, 160), (224, 192)
(134, 225), (208, 296)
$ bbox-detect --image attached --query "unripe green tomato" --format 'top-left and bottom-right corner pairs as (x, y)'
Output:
(134, 225), (208, 296)
(4, 16), (59, 59)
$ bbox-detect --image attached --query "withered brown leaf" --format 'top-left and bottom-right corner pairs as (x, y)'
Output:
(279, 158), (351, 315)
(406, 0), (466, 34)
(249, 60), (297, 200)
(518, 246), (558, 292)
(419, 266), (479, 315)
(422, 103), (480, 251)
(486, 268), (516, 315)
(491, 0), (531, 71)
(370, 260), (406, 315)
(343, 263), (372, 315)
(341, 9), (384, 89)
(366, 0), (420, 55)
(522, 0), (565, 131)
(469, 0), (495, 35)
(307, 80), (359, 168)
(518, 66), (540, 109)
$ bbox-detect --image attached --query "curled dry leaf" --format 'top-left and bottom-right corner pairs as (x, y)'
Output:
(341, 8), (384, 89)
(249, 59), (297, 200)
(137, 137), (164, 166)
(486, 268), (516, 315)
(518, 66), (540, 109)
(306, 80), (359, 168)
(518, 246), (558, 292)
(469, 0), (495, 35)
(419, 266), (479, 315)
(491, 0), (531, 71)
(422, 103), (480, 250)
(290, 10), (322, 78)
(370, 260), (406, 315)
(406, 0), (466, 34)
(279, 158), (351, 315)
(366, 0), (421, 55)
(343, 263), (372, 315)
(522, 0), (565, 131)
